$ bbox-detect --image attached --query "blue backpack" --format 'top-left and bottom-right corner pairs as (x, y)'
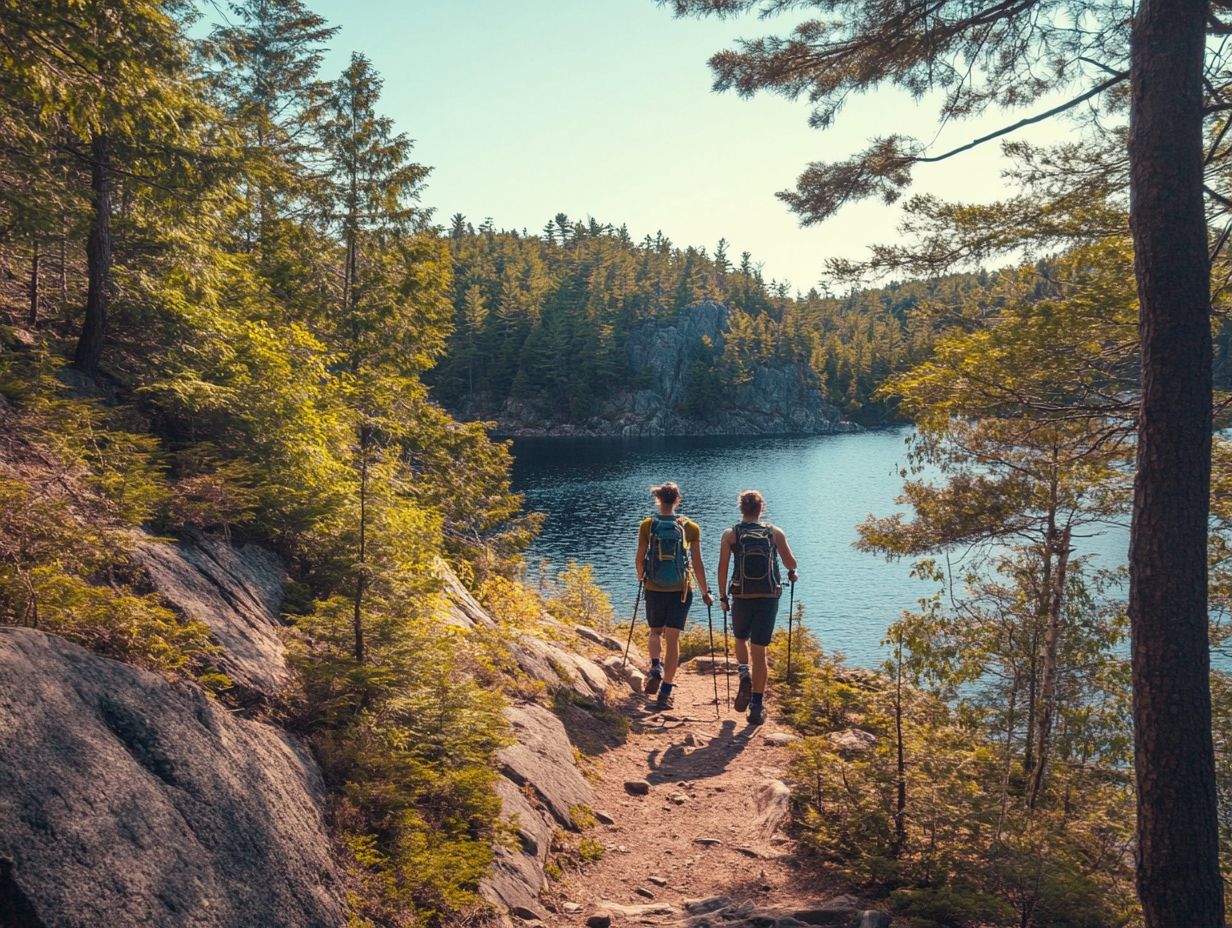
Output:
(644, 514), (689, 590)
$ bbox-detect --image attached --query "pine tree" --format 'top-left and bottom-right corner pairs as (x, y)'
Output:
(204, 0), (338, 252)
(319, 51), (436, 661)
(667, 5), (1223, 916)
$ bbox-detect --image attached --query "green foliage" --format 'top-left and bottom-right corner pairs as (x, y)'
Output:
(784, 632), (1137, 928)
(1, 7), (537, 925)
(292, 588), (509, 924)
(545, 562), (616, 630)
(430, 220), (985, 424)
(0, 451), (222, 686)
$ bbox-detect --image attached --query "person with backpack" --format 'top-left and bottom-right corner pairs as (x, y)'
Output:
(717, 489), (798, 724)
(635, 482), (714, 710)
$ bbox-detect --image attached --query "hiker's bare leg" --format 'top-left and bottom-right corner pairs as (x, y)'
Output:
(734, 636), (750, 667)
(750, 643), (769, 694)
(648, 626), (663, 664)
(662, 627), (681, 683)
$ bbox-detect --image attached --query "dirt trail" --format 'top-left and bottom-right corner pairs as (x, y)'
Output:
(546, 660), (854, 927)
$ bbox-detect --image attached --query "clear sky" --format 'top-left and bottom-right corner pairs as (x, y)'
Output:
(301, 0), (1075, 291)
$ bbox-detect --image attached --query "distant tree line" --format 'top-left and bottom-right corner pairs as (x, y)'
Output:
(431, 215), (993, 424)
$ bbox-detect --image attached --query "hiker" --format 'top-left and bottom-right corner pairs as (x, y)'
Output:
(717, 489), (798, 724)
(635, 482), (714, 709)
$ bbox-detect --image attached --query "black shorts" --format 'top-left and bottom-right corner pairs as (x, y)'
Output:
(731, 597), (780, 646)
(644, 589), (693, 631)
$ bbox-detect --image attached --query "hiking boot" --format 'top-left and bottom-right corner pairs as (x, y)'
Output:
(655, 688), (675, 710)
(734, 675), (752, 712)
(747, 703), (766, 725)
(645, 665), (663, 695)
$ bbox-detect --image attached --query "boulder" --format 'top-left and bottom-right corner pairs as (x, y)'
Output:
(686, 655), (737, 674)
(624, 779), (651, 796)
(601, 654), (646, 693)
(436, 561), (497, 630)
(438, 564), (615, 702)
(793, 896), (863, 926)
(131, 529), (288, 703)
(764, 732), (799, 747)
(753, 780), (793, 837)
(0, 627), (345, 928)
(575, 625), (624, 651)
(827, 729), (878, 755)
(684, 896), (734, 915)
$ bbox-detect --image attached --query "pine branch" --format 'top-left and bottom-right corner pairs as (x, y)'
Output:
(913, 72), (1128, 164)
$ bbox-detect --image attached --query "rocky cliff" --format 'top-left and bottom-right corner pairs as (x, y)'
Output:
(0, 626), (347, 928)
(0, 528), (639, 928)
(483, 301), (857, 438)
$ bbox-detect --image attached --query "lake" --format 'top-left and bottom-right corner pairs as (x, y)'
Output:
(510, 428), (1131, 668)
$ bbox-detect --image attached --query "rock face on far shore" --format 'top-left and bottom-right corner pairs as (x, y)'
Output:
(460, 300), (858, 438)
(0, 627), (346, 928)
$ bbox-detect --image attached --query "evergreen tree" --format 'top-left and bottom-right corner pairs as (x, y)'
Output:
(667, 6), (1225, 913)
(203, 0), (338, 253)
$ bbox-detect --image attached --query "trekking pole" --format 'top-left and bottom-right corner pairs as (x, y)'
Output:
(706, 602), (720, 718)
(721, 604), (732, 709)
(786, 579), (796, 687)
(621, 579), (645, 670)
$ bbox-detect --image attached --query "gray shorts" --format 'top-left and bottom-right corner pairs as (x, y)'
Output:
(731, 597), (780, 646)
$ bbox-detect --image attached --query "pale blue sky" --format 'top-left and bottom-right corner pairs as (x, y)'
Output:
(303, 0), (1075, 290)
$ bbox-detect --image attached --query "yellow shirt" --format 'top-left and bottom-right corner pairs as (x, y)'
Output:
(638, 516), (701, 592)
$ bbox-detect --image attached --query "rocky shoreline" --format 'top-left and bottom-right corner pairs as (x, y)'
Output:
(488, 404), (862, 440)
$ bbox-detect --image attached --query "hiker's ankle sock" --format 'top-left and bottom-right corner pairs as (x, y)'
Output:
(749, 692), (764, 707)
(651, 658), (662, 669)
(660, 682), (675, 696)
(738, 663), (750, 679)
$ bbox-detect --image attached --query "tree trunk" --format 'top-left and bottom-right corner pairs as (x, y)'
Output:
(28, 242), (39, 325)
(58, 235), (67, 306)
(73, 133), (113, 374)
(893, 629), (907, 854)
(352, 428), (369, 664)
(1128, 3), (1223, 926)
(1027, 525), (1071, 809)
(996, 656), (1019, 839)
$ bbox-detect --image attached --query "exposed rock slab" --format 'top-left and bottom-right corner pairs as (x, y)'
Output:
(438, 561), (616, 702)
(498, 703), (594, 825)
(132, 529), (288, 702)
(0, 627), (345, 928)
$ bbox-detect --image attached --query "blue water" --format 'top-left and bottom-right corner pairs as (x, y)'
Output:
(509, 428), (1132, 668)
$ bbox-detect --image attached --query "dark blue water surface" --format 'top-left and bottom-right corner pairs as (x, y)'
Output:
(509, 428), (1131, 668)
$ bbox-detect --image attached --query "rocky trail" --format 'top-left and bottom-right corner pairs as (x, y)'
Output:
(541, 660), (889, 928)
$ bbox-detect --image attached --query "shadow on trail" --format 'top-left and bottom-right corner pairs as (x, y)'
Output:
(642, 718), (757, 784)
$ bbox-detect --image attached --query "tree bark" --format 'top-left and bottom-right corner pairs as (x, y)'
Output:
(352, 429), (368, 664)
(1128, 2), (1224, 925)
(893, 629), (907, 854)
(1027, 525), (1071, 809)
(28, 242), (39, 325)
(73, 133), (113, 374)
